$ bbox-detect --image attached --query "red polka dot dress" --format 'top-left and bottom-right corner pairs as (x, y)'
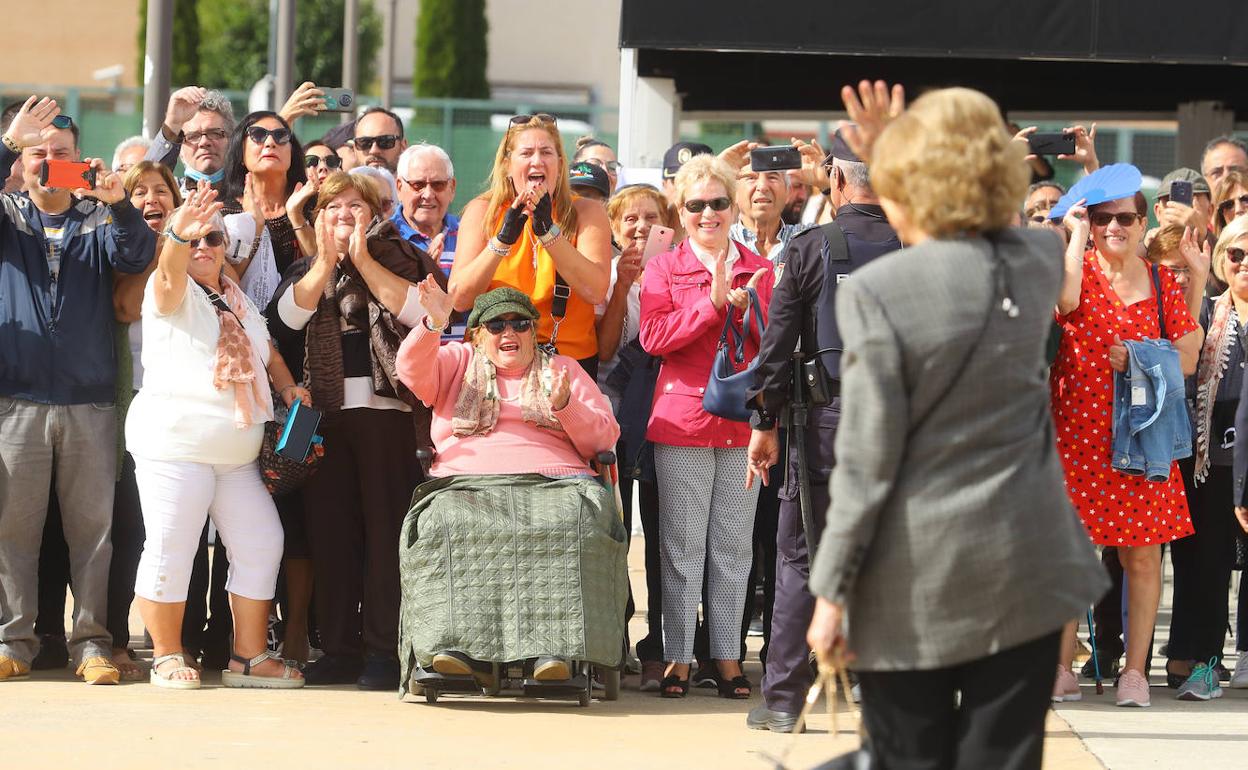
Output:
(1050, 252), (1197, 547)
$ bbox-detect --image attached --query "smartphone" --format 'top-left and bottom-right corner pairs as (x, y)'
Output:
(320, 88), (355, 113)
(276, 399), (323, 462)
(1169, 180), (1193, 206)
(750, 145), (803, 172)
(1027, 132), (1075, 156)
(640, 224), (675, 268)
(40, 160), (96, 190)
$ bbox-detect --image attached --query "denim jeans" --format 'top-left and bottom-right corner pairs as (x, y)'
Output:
(1112, 339), (1191, 481)
(0, 397), (116, 666)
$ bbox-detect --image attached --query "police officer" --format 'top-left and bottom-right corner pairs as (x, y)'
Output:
(743, 130), (901, 732)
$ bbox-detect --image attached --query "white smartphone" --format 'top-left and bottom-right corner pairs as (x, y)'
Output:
(640, 225), (675, 268)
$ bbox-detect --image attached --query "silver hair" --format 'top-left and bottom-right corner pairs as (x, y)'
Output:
(197, 90), (236, 131)
(111, 136), (151, 171)
(832, 157), (872, 191)
(349, 165), (399, 206)
(397, 142), (454, 179)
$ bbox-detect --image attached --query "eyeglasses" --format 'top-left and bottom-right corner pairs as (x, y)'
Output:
(1218, 194), (1248, 214)
(585, 157), (621, 173)
(245, 126), (291, 146)
(188, 231), (225, 249)
(683, 197), (732, 214)
(186, 128), (228, 144)
(305, 154), (342, 170)
(483, 318), (534, 334)
(402, 177), (450, 193)
(509, 113), (557, 128)
(353, 134), (400, 151)
(1088, 211), (1143, 228)
(1227, 247), (1248, 265)
(51, 115), (73, 129)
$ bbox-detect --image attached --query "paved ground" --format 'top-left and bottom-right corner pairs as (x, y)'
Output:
(3, 540), (1242, 769)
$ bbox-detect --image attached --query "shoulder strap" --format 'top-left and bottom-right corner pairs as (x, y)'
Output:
(820, 221), (850, 263)
(1151, 263), (1167, 340)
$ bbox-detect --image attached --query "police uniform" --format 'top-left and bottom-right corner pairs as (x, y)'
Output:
(748, 201), (900, 720)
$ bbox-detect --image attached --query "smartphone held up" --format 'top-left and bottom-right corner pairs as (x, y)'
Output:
(40, 159), (96, 190)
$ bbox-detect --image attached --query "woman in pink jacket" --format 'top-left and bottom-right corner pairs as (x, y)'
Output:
(639, 154), (774, 698)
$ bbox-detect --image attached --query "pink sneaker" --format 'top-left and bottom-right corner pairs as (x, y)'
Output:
(1115, 668), (1151, 707)
(1051, 665), (1081, 702)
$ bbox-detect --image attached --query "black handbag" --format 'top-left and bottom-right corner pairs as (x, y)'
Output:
(703, 287), (765, 422)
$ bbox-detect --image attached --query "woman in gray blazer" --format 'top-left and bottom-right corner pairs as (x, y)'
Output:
(805, 81), (1108, 769)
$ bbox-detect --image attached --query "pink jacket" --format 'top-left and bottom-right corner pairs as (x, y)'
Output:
(639, 239), (774, 448)
(395, 322), (620, 477)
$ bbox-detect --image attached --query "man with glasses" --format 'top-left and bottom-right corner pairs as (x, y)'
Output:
(1201, 135), (1248, 187)
(0, 96), (156, 685)
(393, 142), (459, 339)
(352, 107), (407, 173)
(146, 86), (235, 194)
(1023, 181), (1068, 242)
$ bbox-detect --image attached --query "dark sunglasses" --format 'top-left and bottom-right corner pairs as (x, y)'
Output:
(402, 177), (450, 193)
(189, 231), (226, 249)
(684, 197), (732, 214)
(305, 154), (342, 170)
(483, 318), (534, 335)
(509, 113), (557, 127)
(353, 134), (400, 151)
(245, 126), (292, 146)
(51, 115), (74, 129)
(1218, 194), (1248, 214)
(1088, 211), (1142, 228)
(1227, 247), (1248, 265)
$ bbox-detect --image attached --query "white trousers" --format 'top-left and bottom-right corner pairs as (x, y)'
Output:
(133, 457), (283, 603)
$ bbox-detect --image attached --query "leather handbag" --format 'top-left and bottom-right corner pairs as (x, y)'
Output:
(258, 396), (325, 497)
(703, 287), (765, 422)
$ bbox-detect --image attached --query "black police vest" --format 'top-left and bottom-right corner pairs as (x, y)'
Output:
(815, 221), (901, 378)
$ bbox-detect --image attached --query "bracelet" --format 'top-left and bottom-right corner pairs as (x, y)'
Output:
(164, 226), (190, 245)
(1, 134), (20, 153)
(291, 222), (308, 231)
(538, 223), (562, 247)
(423, 315), (449, 332)
(486, 238), (510, 256)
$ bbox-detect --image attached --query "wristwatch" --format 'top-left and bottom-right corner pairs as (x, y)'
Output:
(749, 409), (777, 431)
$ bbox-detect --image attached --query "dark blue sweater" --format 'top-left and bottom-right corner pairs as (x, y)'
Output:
(0, 145), (156, 404)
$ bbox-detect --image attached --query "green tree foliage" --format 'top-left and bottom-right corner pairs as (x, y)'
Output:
(414, 0), (489, 99)
(136, 0), (201, 87)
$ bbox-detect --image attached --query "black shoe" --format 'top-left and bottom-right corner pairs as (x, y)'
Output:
(1080, 652), (1120, 681)
(201, 639), (231, 671)
(31, 634), (69, 670)
(357, 654), (400, 691)
(303, 654), (363, 686)
(691, 665), (719, 689)
(746, 703), (803, 733)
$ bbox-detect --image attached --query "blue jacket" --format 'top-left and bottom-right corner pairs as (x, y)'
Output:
(0, 145), (156, 404)
(1112, 338), (1192, 481)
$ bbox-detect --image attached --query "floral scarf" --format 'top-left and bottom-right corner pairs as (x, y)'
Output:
(451, 345), (562, 437)
(202, 278), (273, 429)
(1194, 291), (1235, 483)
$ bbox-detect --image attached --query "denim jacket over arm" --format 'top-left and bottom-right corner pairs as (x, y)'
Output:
(1112, 338), (1192, 481)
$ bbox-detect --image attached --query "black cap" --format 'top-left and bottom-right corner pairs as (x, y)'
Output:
(569, 161), (611, 198)
(823, 127), (861, 165)
(662, 141), (713, 179)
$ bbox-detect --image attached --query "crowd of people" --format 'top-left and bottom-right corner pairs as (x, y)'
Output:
(0, 72), (1246, 766)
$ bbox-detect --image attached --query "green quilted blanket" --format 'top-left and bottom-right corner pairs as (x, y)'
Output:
(398, 473), (629, 688)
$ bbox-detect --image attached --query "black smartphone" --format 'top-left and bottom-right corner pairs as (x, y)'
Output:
(750, 145), (802, 172)
(1169, 180), (1193, 206)
(276, 400), (323, 462)
(320, 88), (355, 113)
(1027, 132), (1075, 156)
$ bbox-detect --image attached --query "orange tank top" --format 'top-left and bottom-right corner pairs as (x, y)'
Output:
(487, 204), (598, 360)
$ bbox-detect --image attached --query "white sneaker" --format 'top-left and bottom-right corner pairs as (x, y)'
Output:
(1231, 655), (1248, 689)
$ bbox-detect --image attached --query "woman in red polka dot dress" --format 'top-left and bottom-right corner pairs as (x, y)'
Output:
(1049, 190), (1205, 707)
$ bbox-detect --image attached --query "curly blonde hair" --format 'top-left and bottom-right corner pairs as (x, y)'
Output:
(870, 87), (1030, 237)
(671, 154), (738, 209)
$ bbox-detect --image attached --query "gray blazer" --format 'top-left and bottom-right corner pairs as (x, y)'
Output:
(809, 228), (1109, 671)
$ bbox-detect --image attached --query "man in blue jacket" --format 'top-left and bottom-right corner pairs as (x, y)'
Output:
(0, 96), (156, 684)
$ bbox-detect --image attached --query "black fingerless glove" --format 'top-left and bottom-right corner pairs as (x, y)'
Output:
(530, 193), (554, 236)
(496, 205), (529, 245)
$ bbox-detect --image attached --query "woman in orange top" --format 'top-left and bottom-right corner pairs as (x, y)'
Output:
(451, 114), (613, 375)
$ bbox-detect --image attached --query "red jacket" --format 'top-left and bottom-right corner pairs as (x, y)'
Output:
(639, 239), (774, 447)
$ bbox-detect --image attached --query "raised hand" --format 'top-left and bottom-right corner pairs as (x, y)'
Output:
(279, 82), (325, 124)
(313, 212), (337, 265)
(1059, 124), (1099, 174)
(285, 177), (319, 223)
(1177, 225), (1211, 280)
(530, 192), (554, 236)
(549, 365), (571, 411)
(710, 251), (730, 310)
(79, 158), (124, 205)
(426, 231), (446, 264)
(496, 195), (530, 245)
(167, 180), (224, 242)
(791, 137), (831, 190)
(617, 232), (644, 287)
(164, 86), (206, 135)
(347, 217), (372, 266)
(3, 96), (60, 149)
(839, 80), (906, 165)
(718, 140), (760, 173)
(1012, 125), (1039, 160)
(1062, 198), (1090, 244)
(416, 274), (454, 328)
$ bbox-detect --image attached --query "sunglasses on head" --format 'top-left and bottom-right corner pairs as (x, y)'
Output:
(683, 197), (732, 214)
(483, 318), (533, 335)
(305, 154), (342, 170)
(1227, 247), (1248, 265)
(1088, 211), (1142, 228)
(245, 126), (291, 146)
(189, 231), (225, 249)
(51, 115), (73, 129)
(402, 177), (450, 193)
(353, 134), (400, 151)
(585, 157), (621, 173)
(1218, 194), (1248, 214)
(509, 113), (557, 128)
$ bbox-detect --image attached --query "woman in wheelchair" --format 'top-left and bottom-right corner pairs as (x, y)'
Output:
(395, 281), (626, 690)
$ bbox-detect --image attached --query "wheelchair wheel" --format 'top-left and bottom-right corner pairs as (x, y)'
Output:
(602, 668), (620, 701)
(484, 663), (501, 696)
(408, 680), (425, 697)
(578, 686), (591, 707)
(425, 687), (439, 704)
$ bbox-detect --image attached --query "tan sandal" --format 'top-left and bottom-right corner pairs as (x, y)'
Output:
(0, 654), (30, 682)
(76, 656), (120, 685)
(150, 652), (201, 690)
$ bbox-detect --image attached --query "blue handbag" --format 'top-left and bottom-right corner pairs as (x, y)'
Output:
(703, 287), (765, 422)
